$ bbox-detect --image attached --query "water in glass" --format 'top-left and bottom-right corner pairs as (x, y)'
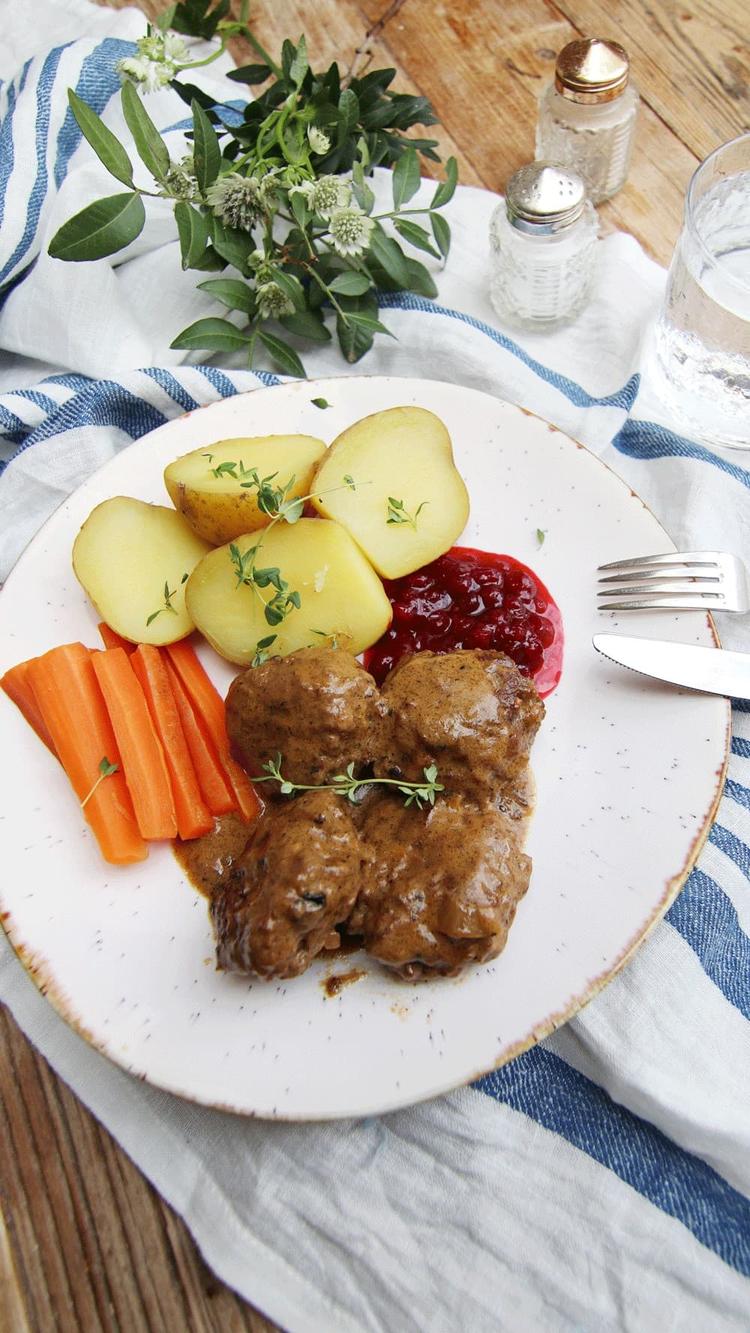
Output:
(651, 167), (750, 450)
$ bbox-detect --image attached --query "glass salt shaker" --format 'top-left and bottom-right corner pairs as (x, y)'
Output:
(536, 39), (638, 204)
(489, 162), (599, 329)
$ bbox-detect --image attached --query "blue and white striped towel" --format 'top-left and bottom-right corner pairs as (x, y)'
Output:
(2, 5), (749, 1329)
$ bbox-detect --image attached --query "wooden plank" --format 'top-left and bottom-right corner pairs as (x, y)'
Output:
(0, 1006), (277, 1331)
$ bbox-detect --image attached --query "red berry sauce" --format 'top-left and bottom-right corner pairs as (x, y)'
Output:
(364, 546), (563, 697)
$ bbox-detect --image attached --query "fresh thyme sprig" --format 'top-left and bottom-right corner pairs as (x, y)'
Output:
(47, 1), (457, 377)
(386, 496), (429, 530)
(80, 756), (119, 809)
(146, 572), (189, 626)
(228, 472), (366, 629)
(256, 753), (444, 810)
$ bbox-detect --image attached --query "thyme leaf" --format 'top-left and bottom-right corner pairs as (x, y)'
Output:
(146, 576), (185, 626)
(386, 496), (428, 530)
(80, 755), (119, 809)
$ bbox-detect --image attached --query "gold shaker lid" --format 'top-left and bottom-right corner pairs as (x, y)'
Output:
(555, 38), (630, 103)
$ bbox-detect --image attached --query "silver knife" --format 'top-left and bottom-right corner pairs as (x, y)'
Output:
(593, 634), (750, 699)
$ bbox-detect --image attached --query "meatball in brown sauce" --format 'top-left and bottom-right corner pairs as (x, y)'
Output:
(226, 646), (382, 789)
(210, 646), (544, 983)
(211, 791), (366, 980)
(377, 649), (544, 801)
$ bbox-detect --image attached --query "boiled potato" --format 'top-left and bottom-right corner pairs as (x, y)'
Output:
(164, 434), (326, 545)
(73, 497), (211, 645)
(186, 518), (392, 666)
(310, 406), (469, 579)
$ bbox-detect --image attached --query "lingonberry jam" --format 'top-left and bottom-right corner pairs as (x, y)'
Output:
(364, 546), (563, 697)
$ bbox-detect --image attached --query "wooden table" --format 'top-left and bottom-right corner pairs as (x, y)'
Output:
(2, 2), (748, 1329)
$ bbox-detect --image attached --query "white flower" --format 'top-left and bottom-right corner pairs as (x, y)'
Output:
(255, 281), (295, 320)
(328, 205), (375, 257)
(206, 174), (264, 231)
(117, 32), (188, 92)
(162, 33), (189, 64)
(291, 175), (351, 220)
(307, 125), (331, 155)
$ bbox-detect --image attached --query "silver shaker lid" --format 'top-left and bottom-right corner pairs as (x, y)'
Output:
(506, 162), (587, 233)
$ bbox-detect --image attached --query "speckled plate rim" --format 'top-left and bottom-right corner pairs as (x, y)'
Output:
(0, 375), (731, 1119)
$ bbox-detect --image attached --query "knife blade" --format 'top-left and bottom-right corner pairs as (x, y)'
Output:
(593, 634), (750, 699)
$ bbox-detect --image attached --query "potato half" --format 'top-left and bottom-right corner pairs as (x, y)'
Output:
(164, 434), (327, 545)
(186, 518), (392, 666)
(310, 406), (469, 579)
(73, 497), (211, 645)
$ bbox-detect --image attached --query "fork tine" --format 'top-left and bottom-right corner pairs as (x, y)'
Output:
(599, 570), (721, 585)
(598, 552), (721, 572)
(598, 596), (720, 611)
(598, 583), (726, 600)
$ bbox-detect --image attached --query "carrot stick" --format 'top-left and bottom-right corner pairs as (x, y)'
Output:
(26, 644), (147, 865)
(92, 648), (177, 841)
(165, 642), (261, 824)
(98, 623), (136, 653)
(165, 659), (236, 816)
(131, 645), (213, 841)
(1, 660), (58, 756)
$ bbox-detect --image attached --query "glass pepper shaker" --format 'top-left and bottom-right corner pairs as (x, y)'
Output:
(489, 162), (599, 329)
(536, 39), (639, 204)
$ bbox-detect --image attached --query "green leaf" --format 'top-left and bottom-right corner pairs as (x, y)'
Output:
(279, 310), (332, 343)
(48, 192), (145, 262)
(174, 201), (210, 269)
(337, 88), (360, 145)
(191, 246), (227, 272)
(350, 175), (375, 214)
(226, 63), (272, 84)
(197, 276), (255, 314)
(344, 311), (394, 337)
(258, 329), (306, 377)
(403, 256), (438, 299)
(272, 268), (306, 311)
(368, 228), (411, 288)
(431, 211), (451, 258)
(289, 191), (311, 229)
(68, 89), (134, 188)
(311, 397), (331, 409)
(211, 217), (255, 272)
(394, 218), (440, 259)
(121, 81), (170, 181)
(170, 316), (251, 352)
(155, 3), (177, 31)
(392, 147), (421, 210)
(289, 35), (308, 88)
(430, 156), (458, 209)
(328, 271), (372, 296)
(192, 99), (221, 192)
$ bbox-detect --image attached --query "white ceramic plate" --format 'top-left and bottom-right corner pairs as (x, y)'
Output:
(0, 377), (729, 1119)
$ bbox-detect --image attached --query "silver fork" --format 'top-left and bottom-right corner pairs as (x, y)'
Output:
(597, 551), (750, 613)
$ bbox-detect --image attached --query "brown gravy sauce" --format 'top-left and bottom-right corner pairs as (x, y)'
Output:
(322, 968), (367, 997)
(173, 812), (251, 899)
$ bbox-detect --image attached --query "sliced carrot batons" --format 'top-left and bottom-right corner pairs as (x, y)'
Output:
(26, 643), (147, 865)
(91, 648), (177, 841)
(166, 642), (261, 824)
(131, 645), (213, 841)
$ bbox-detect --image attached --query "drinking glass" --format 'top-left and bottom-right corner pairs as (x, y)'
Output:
(646, 132), (750, 451)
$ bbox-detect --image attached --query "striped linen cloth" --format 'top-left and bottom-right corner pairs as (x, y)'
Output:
(1, 6), (750, 1329)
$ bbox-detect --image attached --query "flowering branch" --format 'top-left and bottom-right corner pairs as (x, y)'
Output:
(47, 0), (457, 377)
